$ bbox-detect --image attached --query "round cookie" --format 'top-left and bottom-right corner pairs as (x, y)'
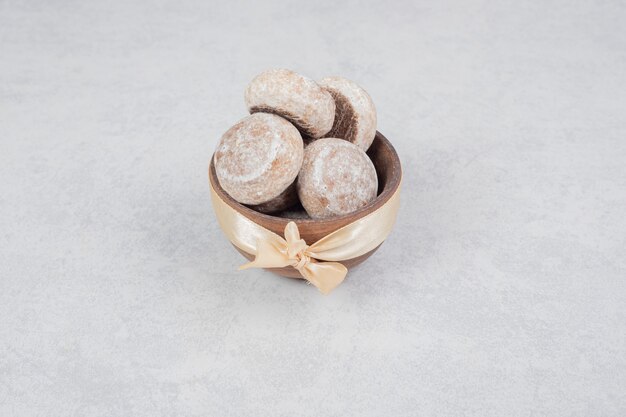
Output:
(297, 138), (378, 219)
(248, 181), (299, 214)
(319, 76), (377, 151)
(214, 113), (303, 205)
(245, 69), (336, 139)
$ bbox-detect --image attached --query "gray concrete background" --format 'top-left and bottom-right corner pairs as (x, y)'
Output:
(1, 0), (625, 415)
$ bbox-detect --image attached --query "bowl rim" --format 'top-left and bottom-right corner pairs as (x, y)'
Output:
(209, 131), (402, 228)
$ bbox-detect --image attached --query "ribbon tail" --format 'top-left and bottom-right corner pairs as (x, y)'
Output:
(299, 261), (347, 295)
(239, 238), (291, 270)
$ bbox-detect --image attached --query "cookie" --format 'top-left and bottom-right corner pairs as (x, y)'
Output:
(247, 181), (299, 214)
(245, 69), (335, 139)
(214, 113), (304, 205)
(319, 76), (377, 150)
(297, 138), (378, 219)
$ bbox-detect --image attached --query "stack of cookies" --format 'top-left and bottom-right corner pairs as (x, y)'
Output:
(214, 69), (379, 220)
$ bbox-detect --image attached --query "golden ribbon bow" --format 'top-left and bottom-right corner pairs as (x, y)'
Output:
(239, 222), (347, 295)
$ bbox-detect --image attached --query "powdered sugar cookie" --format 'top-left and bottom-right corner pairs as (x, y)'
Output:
(319, 76), (377, 151)
(245, 69), (335, 139)
(297, 138), (378, 219)
(214, 113), (303, 205)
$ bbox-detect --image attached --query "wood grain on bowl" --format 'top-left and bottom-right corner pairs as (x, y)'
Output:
(209, 131), (402, 279)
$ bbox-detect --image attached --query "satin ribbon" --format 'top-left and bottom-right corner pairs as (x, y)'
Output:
(209, 176), (401, 294)
(239, 221), (348, 294)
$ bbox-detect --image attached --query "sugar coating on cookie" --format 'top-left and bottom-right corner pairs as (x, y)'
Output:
(245, 69), (336, 139)
(248, 181), (299, 214)
(297, 138), (378, 219)
(215, 113), (303, 205)
(319, 76), (377, 151)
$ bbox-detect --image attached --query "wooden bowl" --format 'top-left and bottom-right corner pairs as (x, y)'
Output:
(209, 131), (402, 278)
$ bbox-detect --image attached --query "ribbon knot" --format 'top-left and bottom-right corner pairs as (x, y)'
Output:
(239, 221), (347, 295)
(284, 224), (311, 270)
(292, 251), (310, 271)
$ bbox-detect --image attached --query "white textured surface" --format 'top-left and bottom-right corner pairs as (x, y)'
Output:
(1, 1), (625, 416)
